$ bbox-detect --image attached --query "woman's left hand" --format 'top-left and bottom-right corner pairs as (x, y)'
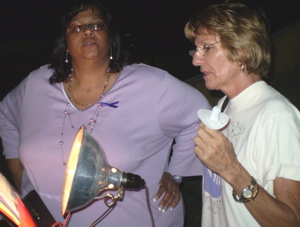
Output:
(154, 172), (180, 212)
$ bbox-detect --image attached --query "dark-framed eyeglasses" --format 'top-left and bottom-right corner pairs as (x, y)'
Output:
(189, 41), (220, 57)
(68, 22), (106, 33)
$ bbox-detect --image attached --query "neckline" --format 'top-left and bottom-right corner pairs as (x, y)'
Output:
(61, 71), (121, 111)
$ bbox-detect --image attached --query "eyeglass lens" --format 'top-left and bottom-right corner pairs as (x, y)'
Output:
(189, 41), (220, 57)
(69, 23), (106, 33)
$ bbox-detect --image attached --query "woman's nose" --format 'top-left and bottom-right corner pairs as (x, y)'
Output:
(83, 26), (94, 36)
(192, 51), (203, 66)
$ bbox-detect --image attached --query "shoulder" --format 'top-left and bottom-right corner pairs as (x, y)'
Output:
(261, 85), (298, 115)
(123, 63), (169, 78)
(7, 64), (55, 99)
(123, 63), (201, 92)
(27, 64), (53, 81)
(2, 64), (53, 98)
(17, 64), (55, 93)
(239, 81), (298, 116)
(253, 85), (300, 128)
(119, 64), (210, 108)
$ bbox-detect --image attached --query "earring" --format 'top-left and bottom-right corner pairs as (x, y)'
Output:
(65, 51), (69, 63)
(109, 47), (113, 60)
(241, 64), (246, 72)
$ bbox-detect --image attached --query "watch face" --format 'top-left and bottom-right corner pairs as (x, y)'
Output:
(243, 189), (253, 198)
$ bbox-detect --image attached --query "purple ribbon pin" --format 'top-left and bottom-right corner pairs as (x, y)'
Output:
(100, 101), (119, 108)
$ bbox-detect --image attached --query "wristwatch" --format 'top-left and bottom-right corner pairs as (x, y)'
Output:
(232, 177), (259, 203)
(173, 175), (183, 183)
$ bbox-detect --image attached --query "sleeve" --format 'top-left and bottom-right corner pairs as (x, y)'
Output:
(0, 77), (29, 159)
(257, 106), (300, 195)
(157, 73), (211, 176)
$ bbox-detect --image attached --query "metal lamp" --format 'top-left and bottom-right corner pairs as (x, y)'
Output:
(61, 126), (145, 216)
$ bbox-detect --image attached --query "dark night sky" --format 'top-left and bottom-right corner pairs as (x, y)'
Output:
(2, 0), (300, 43)
(0, 0), (300, 97)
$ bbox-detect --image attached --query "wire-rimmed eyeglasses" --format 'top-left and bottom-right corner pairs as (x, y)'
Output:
(189, 41), (220, 57)
(68, 22), (106, 33)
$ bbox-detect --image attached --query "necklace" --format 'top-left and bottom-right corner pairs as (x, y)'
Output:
(68, 73), (110, 107)
(59, 102), (103, 165)
(59, 73), (111, 165)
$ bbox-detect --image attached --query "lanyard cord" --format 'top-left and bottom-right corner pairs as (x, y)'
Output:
(221, 96), (229, 112)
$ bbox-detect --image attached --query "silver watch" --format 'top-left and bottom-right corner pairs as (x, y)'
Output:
(232, 177), (259, 203)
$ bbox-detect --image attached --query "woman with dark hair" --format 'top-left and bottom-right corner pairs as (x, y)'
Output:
(49, 0), (127, 84)
(186, 2), (300, 227)
(0, 0), (210, 226)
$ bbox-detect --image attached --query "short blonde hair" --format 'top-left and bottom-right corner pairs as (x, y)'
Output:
(185, 2), (271, 77)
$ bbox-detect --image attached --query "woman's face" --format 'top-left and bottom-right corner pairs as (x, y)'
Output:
(192, 33), (241, 92)
(65, 8), (110, 63)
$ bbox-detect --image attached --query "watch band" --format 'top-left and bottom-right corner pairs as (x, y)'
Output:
(232, 177), (259, 203)
(173, 175), (183, 183)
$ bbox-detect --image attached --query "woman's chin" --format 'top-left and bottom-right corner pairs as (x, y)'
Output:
(204, 82), (216, 91)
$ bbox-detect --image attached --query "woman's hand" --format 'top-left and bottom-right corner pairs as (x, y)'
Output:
(194, 122), (241, 181)
(154, 172), (180, 212)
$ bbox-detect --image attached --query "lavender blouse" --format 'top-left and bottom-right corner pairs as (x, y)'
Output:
(0, 63), (210, 226)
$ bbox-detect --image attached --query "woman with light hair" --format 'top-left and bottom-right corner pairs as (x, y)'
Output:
(186, 2), (300, 227)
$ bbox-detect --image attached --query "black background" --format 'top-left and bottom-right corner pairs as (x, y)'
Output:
(1, 0), (300, 83)
(0, 1), (299, 226)
(1, 0), (300, 108)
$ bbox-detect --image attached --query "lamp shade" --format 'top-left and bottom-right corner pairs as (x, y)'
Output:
(61, 126), (145, 215)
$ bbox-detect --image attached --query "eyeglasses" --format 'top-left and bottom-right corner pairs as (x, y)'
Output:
(189, 41), (220, 57)
(68, 22), (106, 33)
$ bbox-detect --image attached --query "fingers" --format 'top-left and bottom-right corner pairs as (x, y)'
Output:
(170, 190), (180, 209)
(155, 185), (180, 212)
(154, 172), (181, 212)
(153, 184), (166, 202)
(195, 123), (238, 177)
(195, 122), (224, 150)
(198, 122), (215, 141)
(194, 133), (205, 149)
